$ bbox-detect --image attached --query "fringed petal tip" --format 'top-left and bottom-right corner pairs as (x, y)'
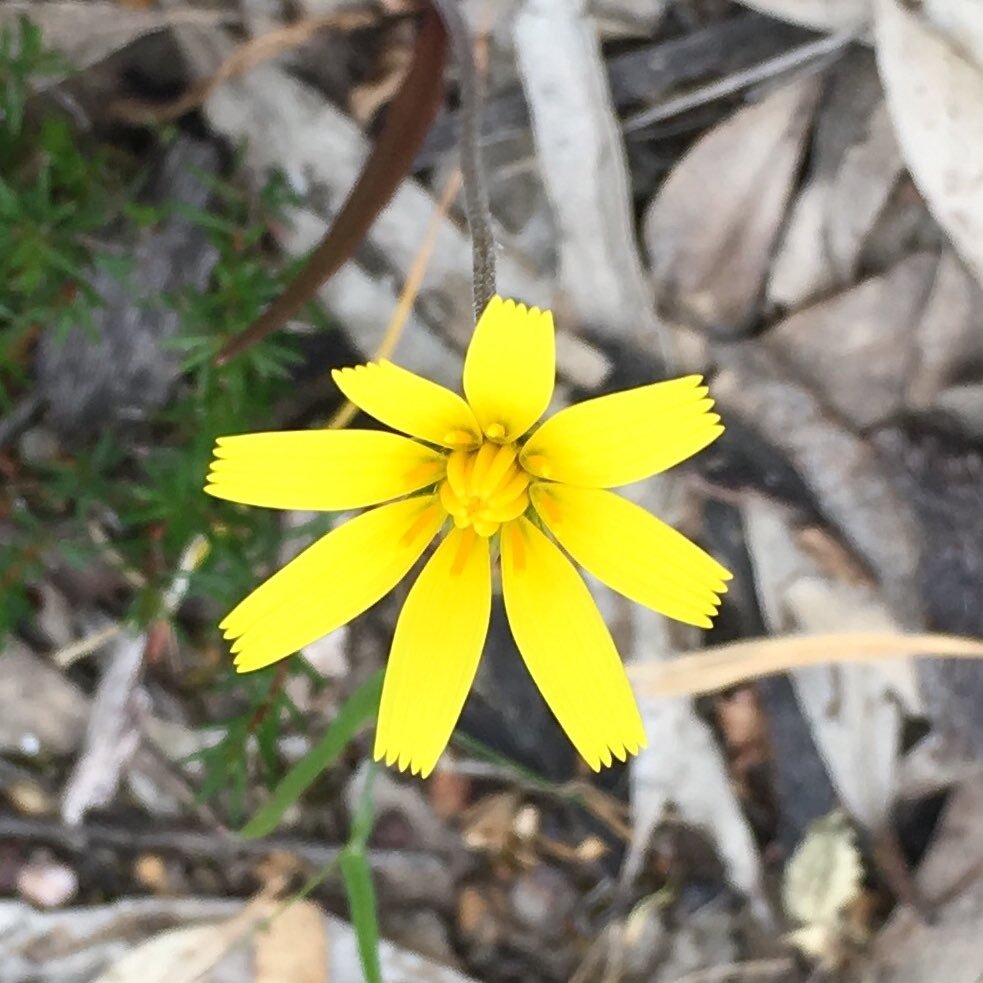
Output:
(464, 296), (555, 443)
(374, 743), (440, 779)
(583, 731), (648, 772)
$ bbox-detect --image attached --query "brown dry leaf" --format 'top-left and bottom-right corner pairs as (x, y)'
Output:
(765, 252), (937, 429)
(735, 0), (871, 31)
(644, 75), (821, 336)
(875, 0), (983, 286)
(628, 632), (983, 698)
(255, 902), (329, 983)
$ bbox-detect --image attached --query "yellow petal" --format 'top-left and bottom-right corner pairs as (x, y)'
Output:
(375, 529), (491, 778)
(463, 296), (555, 442)
(223, 496), (443, 672)
(521, 375), (723, 487)
(500, 517), (647, 770)
(332, 361), (482, 449)
(530, 484), (730, 629)
(204, 430), (446, 511)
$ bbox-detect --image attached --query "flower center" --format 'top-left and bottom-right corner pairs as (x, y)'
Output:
(437, 441), (530, 537)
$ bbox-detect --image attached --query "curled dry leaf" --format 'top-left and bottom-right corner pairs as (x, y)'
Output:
(875, 0), (983, 286)
(644, 75), (821, 336)
(734, 0), (871, 32)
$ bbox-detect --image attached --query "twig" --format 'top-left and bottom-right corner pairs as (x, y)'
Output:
(0, 813), (452, 896)
(624, 29), (858, 133)
(432, 0), (496, 317)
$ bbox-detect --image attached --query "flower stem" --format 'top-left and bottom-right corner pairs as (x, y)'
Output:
(433, 0), (497, 320)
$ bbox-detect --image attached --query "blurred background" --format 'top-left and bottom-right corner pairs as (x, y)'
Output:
(2, 0), (982, 980)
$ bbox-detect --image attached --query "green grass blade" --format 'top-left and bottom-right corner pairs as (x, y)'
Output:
(240, 670), (382, 838)
(340, 848), (382, 983)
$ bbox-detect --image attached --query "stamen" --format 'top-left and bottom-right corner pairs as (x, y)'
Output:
(445, 450), (472, 499)
(486, 490), (529, 524)
(485, 423), (506, 442)
(439, 480), (466, 518)
(477, 443), (518, 498)
(487, 470), (529, 509)
(436, 440), (533, 537)
(469, 441), (500, 493)
(443, 428), (480, 449)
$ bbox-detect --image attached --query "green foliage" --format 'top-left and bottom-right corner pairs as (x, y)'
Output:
(3, 24), (386, 954)
(0, 19), (117, 407)
(0, 22), (358, 818)
(341, 763), (383, 983)
(241, 671), (384, 838)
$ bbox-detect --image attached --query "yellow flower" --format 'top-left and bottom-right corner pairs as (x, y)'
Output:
(205, 297), (731, 776)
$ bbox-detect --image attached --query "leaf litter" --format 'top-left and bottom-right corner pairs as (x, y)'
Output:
(4, 2), (983, 981)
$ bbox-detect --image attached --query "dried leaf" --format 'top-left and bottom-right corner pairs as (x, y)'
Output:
(0, 642), (88, 756)
(875, 0), (983, 286)
(255, 902), (329, 983)
(712, 343), (923, 616)
(644, 76), (820, 335)
(743, 500), (915, 829)
(514, 0), (660, 347)
(735, 0), (870, 31)
(766, 252), (937, 430)
(908, 248), (983, 410)
(767, 53), (893, 309)
(624, 596), (771, 925)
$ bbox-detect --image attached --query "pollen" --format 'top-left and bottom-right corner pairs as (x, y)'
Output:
(438, 441), (531, 537)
